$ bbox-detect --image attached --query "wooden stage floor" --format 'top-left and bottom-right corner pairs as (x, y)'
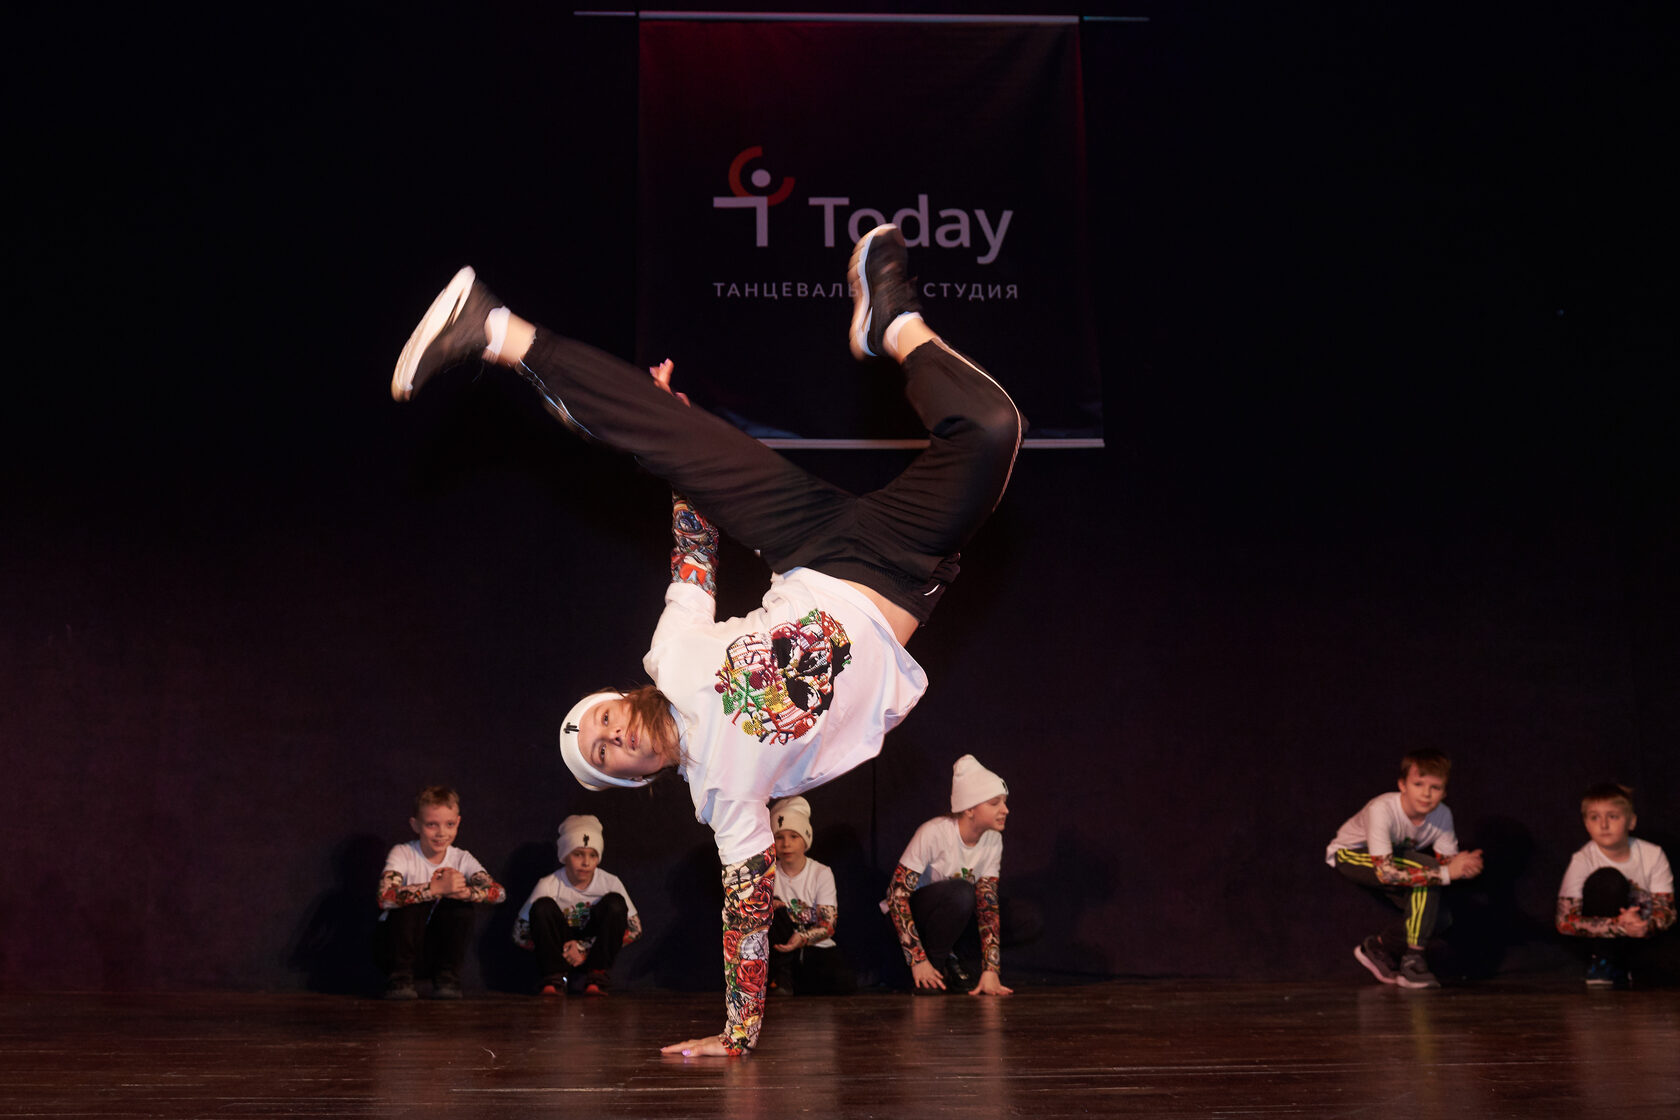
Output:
(4, 981), (1676, 1118)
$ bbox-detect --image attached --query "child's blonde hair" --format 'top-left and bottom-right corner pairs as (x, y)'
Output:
(1580, 782), (1634, 816)
(414, 785), (460, 816)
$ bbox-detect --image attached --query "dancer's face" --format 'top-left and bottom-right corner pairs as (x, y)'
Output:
(562, 846), (599, 889)
(966, 795), (1009, 833)
(1582, 800), (1634, 853)
(1397, 766), (1446, 822)
(774, 829), (808, 866)
(579, 697), (666, 779)
(410, 802), (460, 859)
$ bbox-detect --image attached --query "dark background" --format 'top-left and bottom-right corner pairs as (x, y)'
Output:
(5, 2), (1673, 993)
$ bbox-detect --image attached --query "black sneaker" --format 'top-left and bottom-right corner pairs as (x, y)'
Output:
(1395, 951), (1440, 990)
(848, 224), (921, 360)
(940, 956), (973, 992)
(1353, 936), (1399, 985)
(391, 266), (501, 400)
(431, 972), (463, 1000)
(581, 969), (612, 996)
(384, 974), (418, 1001)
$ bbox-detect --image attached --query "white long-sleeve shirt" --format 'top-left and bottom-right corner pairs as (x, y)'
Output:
(644, 568), (927, 864)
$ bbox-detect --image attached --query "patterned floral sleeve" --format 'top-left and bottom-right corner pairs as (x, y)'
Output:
(975, 876), (1002, 973)
(377, 869), (432, 910)
(670, 494), (719, 598)
(719, 847), (776, 1054)
(1558, 892), (1679, 936)
(466, 869), (505, 905)
(796, 904), (837, 945)
(887, 864), (926, 965)
(1557, 896), (1621, 937)
(624, 913), (644, 946)
(1372, 854), (1444, 887)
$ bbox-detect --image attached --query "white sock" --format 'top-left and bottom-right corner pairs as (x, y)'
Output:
(483, 306), (511, 361)
(882, 312), (923, 359)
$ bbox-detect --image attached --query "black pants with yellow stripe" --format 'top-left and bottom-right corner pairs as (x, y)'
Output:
(1333, 847), (1450, 955)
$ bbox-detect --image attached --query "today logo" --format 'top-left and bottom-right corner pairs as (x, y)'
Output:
(712, 146), (1015, 265)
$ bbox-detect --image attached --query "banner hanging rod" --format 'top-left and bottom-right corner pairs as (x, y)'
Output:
(575, 11), (1102, 24)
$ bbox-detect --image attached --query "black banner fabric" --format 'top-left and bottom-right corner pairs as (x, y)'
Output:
(636, 18), (1100, 444)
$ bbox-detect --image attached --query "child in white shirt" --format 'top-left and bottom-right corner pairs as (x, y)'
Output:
(767, 797), (854, 996)
(375, 786), (505, 1000)
(1555, 783), (1675, 988)
(1326, 750), (1484, 989)
(884, 756), (1014, 996)
(514, 814), (642, 995)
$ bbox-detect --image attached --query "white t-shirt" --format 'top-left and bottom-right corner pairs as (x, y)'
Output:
(378, 841), (489, 920)
(1324, 792), (1460, 867)
(516, 867), (639, 928)
(644, 569), (928, 864)
(1557, 838), (1674, 900)
(773, 857), (838, 948)
(879, 816), (1002, 914)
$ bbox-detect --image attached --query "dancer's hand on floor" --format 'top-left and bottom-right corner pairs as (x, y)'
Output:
(911, 960), (946, 991)
(970, 969), (1013, 997)
(662, 1033), (735, 1058)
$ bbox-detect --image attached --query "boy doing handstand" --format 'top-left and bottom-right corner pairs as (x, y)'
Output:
(392, 225), (1023, 1052)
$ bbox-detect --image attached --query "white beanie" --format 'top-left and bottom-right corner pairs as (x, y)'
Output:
(950, 754), (1008, 812)
(559, 690), (653, 791)
(768, 796), (813, 851)
(557, 814), (605, 861)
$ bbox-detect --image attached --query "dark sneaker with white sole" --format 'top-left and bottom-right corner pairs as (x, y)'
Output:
(391, 266), (501, 401)
(1354, 936), (1399, 985)
(1395, 951), (1441, 989)
(848, 224), (921, 360)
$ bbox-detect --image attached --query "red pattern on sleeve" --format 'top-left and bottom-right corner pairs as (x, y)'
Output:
(719, 847), (776, 1054)
(887, 865), (926, 965)
(975, 876), (1002, 973)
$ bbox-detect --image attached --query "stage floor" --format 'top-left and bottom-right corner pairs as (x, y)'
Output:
(3, 981), (1676, 1118)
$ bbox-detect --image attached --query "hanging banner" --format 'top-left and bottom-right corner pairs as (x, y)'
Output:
(636, 15), (1100, 445)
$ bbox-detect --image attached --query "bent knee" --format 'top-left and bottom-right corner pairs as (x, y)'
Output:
(975, 401), (1023, 453)
(941, 401), (1021, 476)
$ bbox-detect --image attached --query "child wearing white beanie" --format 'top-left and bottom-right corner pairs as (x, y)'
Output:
(881, 755), (1015, 995)
(949, 754), (1008, 813)
(513, 814), (643, 995)
(767, 797), (856, 996)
